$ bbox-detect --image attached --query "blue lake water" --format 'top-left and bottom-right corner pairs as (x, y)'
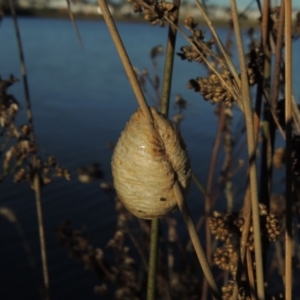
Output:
(0, 17), (299, 299)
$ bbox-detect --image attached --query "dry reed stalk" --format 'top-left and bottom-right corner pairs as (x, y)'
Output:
(147, 218), (159, 300)
(260, 0), (300, 136)
(9, 1), (50, 299)
(147, 1), (180, 298)
(246, 249), (256, 300)
(172, 182), (221, 300)
(270, 3), (285, 109)
(160, 0), (180, 116)
(66, 0), (84, 50)
(262, 88), (286, 139)
(98, 1), (220, 299)
(233, 63), (266, 298)
(284, 0), (293, 299)
(201, 102), (226, 300)
(230, 0), (265, 299)
(231, 179), (251, 300)
(259, 0), (273, 208)
(97, 0), (153, 123)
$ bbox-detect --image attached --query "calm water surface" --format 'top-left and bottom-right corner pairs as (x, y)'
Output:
(0, 17), (299, 299)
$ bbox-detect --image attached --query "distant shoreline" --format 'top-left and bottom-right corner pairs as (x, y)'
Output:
(3, 7), (261, 28)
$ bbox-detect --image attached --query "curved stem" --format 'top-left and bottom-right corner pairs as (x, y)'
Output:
(173, 182), (221, 300)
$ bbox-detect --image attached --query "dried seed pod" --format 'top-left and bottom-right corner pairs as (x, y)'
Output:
(112, 107), (191, 219)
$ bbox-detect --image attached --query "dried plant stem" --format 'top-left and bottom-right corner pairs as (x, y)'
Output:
(193, 0), (241, 88)
(232, 184), (252, 300)
(173, 182), (221, 300)
(246, 249), (256, 300)
(241, 188), (252, 262)
(9, 1), (34, 133)
(164, 16), (241, 109)
(230, 1), (265, 299)
(233, 83), (264, 299)
(160, 0), (179, 116)
(147, 219), (159, 300)
(123, 223), (148, 271)
(98, 0), (157, 295)
(275, 240), (285, 283)
(284, 1), (293, 299)
(191, 172), (206, 195)
(97, 0), (153, 123)
(291, 96), (300, 134)
(33, 172), (49, 299)
(9, 1), (49, 299)
(66, 0), (84, 50)
(259, 0), (300, 136)
(259, 0), (273, 207)
(147, 1), (180, 298)
(262, 88), (286, 139)
(270, 3), (284, 109)
(201, 102), (226, 299)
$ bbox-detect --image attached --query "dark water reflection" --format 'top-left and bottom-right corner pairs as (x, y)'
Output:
(0, 17), (299, 299)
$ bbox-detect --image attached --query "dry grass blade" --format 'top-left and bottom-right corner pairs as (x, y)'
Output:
(230, 0), (265, 299)
(8, 1), (50, 299)
(0, 207), (39, 280)
(284, 1), (293, 299)
(66, 0), (84, 51)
